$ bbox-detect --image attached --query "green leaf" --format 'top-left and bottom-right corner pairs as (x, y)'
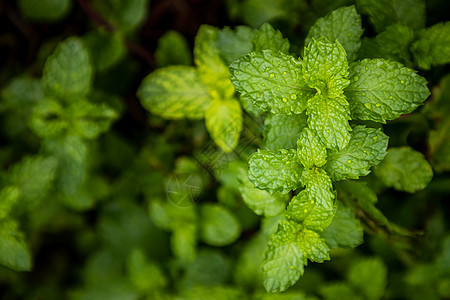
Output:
(356, 0), (426, 32)
(307, 94), (351, 150)
(126, 249), (167, 293)
(429, 117), (450, 172)
(264, 113), (307, 151)
(84, 30), (125, 72)
(42, 37), (92, 99)
(297, 128), (327, 168)
(0, 187), (20, 220)
(200, 204), (241, 247)
(262, 220), (304, 293)
(297, 229), (330, 263)
(194, 25), (231, 90)
(137, 66), (212, 119)
(205, 97), (243, 153)
(321, 202), (363, 249)
(286, 190), (336, 232)
(374, 147), (433, 193)
(238, 168), (287, 217)
(29, 99), (67, 138)
(248, 149), (303, 194)
(301, 168), (335, 210)
(252, 23), (290, 54)
(306, 5), (364, 61)
(325, 126), (389, 181)
(348, 257), (387, 300)
(217, 26), (256, 65)
(180, 285), (245, 300)
(302, 37), (350, 97)
(69, 100), (118, 139)
(230, 49), (315, 114)
(412, 22), (450, 70)
(1, 77), (44, 108)
(240, 0), (285, 28)
(155, 30), (192, 67)
(18, 0), (71, 21)
(320, 283), (363, 300)
(345, 59), (430, 122)
(0, 220), (31, 271)
(234, 233), (266, 289)
(172, 224), (197, 264)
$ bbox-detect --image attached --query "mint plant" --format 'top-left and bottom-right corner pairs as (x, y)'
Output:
(230, 5), (430, 292)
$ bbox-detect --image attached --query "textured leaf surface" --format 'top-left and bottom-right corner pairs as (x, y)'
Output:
(42, 37), (92, 99)
(345, 59), (430, 122)
(307, 94), (351, 150)
(137, 66), (211, 119)
(306, 6), (363, 61)
(356, 0), (426, 32)
(321, 202), (363, 249)
(325, 126), (388, 181)
(412, 22), (450, 70)
(238, 168), (287, 217)
(205, 98), (242, 153)
(252, 23), (290, 54)
(302, 37), (350, 97)
(374, 147), (433, 193)
(263, 220), (304, 293)
(0, 220), (31, 271)
(248, 149), (303, 194)
(348, 258), (387, 300)
(155, 30), (192, 67)
(286, 190), (336, 232)
(230, 50), (315, 114)
(297, 229), (330, 263)
(264, 113), (307, 151)
(301, 168), (335, 210)
(297, 128), (327, 168)
(200, 204), (241, 246)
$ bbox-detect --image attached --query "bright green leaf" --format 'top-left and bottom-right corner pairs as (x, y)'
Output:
(264, 113), (307, 151)
(297, 229), (330, 263)
(0, 220), (31, 271)
(29, 99), (67, 138)
(301, 168), (335, 210)
(230, 49), (315, 114)
(412, 22), (450, 70)
(297, 128), (327, 168)
(200, 204), (241, 246)
(172, 224), (197, 264)
(0, 187), (20, 220)
(262, 220), (304, 293)
(155, 30), (192, 67)
(325, 126), (389, 181)
(42, 37), (92, 99)
(137, 66), (212, 120)
(248, 149), (303, 194)
(374, 147), (433, 193)
(252, 23), (290, 54)
(205, 97), (242, 153)
(345, 59), (430, 122)
(306, 5), (364, 61)
(126, 248), (167, 293)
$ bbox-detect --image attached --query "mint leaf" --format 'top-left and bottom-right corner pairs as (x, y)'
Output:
(297, 229), (330, 263)
(230, 50), (315, 114)
(345, 59), (430, 122)
(356, 0), (426, 32)
(429, 117), (450, 172)
(248, 149), (303, 194)
(30, 99), (67, 138)
(126, 249), (167, 293)
(263, 220), (304, 293)
(84, 30), (125, 72)
(307, 94), (351, 150)
(1, 77), (44, 108)
(325, 126), (389, 181)
(321, 202), (363, 249)
(137, 66), (212, 119)
(0, 187), (20, 220)
(252, 23), (290, 54)
(172, 224), (197, 264)
(374, 147), (433, 193)
(217, 26), (256, 65)
(194, 25), (230, 89)
(18, 0), (71, 21)
(0, 220), (31, 271)
(301, 168), (335, 210)
(302, 37), (350, 97)
(155, 30), (192, 67)
(286, 190), (336, 232)
(297, 128), (327, 168)
(238, 168), (287, 217)
(412, 22), (450, 70)
(200, 204), (241, 247)
(306, 6), (364, 61)
(42, 37), (92, 99)
(264, 113), (307, 151)
(205, 98), (242, 153)
(348, 258), (387, 300)
(320, 283), (363, 300)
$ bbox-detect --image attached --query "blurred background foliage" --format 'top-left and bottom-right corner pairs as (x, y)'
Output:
(0, 0), (449, 299)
